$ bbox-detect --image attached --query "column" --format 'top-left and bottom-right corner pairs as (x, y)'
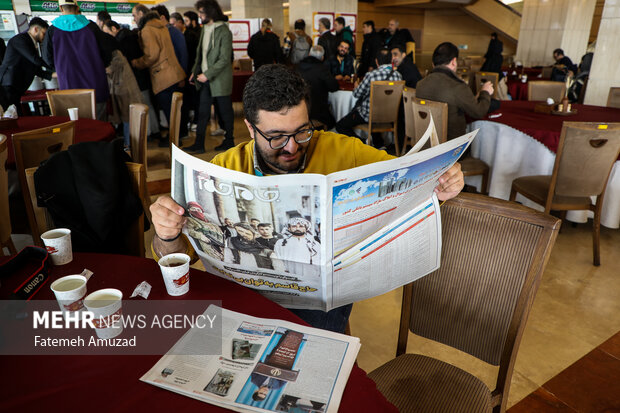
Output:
(515, 0), (596, 67)
(584, 0), (620, 106)
(231, 0), (285, 39)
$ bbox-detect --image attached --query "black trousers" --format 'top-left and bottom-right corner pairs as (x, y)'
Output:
(335, 109), (384, 147)
(194, 81), (234, 148)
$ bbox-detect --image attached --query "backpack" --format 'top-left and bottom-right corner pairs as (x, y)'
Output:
(289, 32), (310, 65)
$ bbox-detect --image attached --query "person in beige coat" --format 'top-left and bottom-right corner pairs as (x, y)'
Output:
(131, 8), (185, 146)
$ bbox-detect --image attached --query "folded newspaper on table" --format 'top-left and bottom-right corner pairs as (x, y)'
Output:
(172, 120), (477, 311)
(141, 305), (361, 413)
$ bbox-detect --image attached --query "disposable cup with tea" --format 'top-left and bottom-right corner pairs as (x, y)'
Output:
(84, 288), (123, 339)
(158, 253), (190, 296)
(40, 228), (73, 265)
(50, 275), (87, 313)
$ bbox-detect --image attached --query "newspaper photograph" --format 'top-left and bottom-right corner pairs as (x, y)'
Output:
(141, 305), (360, 413)
(171, 123), (477, 311)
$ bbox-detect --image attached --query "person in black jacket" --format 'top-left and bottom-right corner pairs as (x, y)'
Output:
(317, 17), (336, 61)
(0, 18), (53, 114)
(247, 19), (283, 71)
(391, 43), (421, 88)
(380, 19), (413, 50)
(551, 48), (578, 82)
(480, 32), (503, 76)
(358, 20), (383, 79)
(297, 45), (339, 130)
(327, 40), (355, 80)
(0, 39), (5, 64)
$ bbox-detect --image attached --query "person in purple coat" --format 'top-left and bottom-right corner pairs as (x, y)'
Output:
(42, 0), (111, 120)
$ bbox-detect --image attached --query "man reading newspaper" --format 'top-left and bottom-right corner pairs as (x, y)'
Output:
(150, 64), (464, 333)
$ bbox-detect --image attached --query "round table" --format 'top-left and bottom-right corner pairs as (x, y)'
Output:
(328, 90), (357, 123)
(2, 116), (116, 169)
(0, 253), (397, 412)
(506, 76), (529, 100)
(467, 100), (620, 228)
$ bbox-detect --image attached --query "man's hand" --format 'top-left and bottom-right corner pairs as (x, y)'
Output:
(434, 163), (464, 201)
(151, 196), (186, 240)
(130, 59), (138, 68)
(189, 73), (195, 85)
(481, 81), (494, 96)
(335, 74), (343, 81)
(51, 72), (58, 78)
(197, 73), (208, 83)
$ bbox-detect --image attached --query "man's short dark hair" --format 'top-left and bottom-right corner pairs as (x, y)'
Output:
(97, 11), (111, 22)
(391, 43), (406, 54)
(553, 48), (564, 56)
(363, 20), (375, 29)
(151, 5), (170, 21)
(29, 17), (49, 29)
(184, 10), (199, 24)
(339, 39), (351, 48)
(195, 0), (226, 22)
(257, 223), (272, 229)
(432, 42), (459, 66)
(243, 64), (310, 125)
(335, 16), (345, 26)
(60, 4), (78, 13)
(139, 11), (160, 29)
(134, 4), (149, 16)
(170, 12), (183, 22)
(104, 20), (120, 31)
(293, 19), (305, 31)
(319, 17), (330, 30)
(252, 390), (267, 401)
(376, 48), (391, 66)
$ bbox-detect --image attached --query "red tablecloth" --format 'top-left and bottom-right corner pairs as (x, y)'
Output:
(20, 89), (55, 103)
(502, 66), (544, 78)
(506, 77), (529, 100)
(232, 71), (253, 102)
(484, 101), (620, 152)
(2, 116), (116, 168)
(0, 253), (397, 413)
(338, 79), (355, 91)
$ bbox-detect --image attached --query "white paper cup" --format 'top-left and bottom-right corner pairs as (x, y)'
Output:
(50, 275), (87, 313)
(68, 107), (79, 121)
(158, 253), (190, 296)
(84, 288), (123, 339)
(41, 228), (73, 265)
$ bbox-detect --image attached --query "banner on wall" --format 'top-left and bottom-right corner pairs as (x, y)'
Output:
(0, 0), (13, 11)
(312, 12), (334, 46)
(230, 18), (262, 60)
(105, 2), (133, 13)
(29, 1), (133, 13)
(336, 12), (357, 43)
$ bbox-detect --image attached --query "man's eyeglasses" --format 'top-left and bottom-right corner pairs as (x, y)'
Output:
(250, 122), (315, 150)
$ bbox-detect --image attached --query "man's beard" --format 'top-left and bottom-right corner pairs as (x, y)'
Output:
(256, 143), (306, 173)
(290, 230), (306, 236)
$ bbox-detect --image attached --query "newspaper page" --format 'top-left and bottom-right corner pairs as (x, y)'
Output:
(171, 127), (476, 312)
(140, 305), (360, 413)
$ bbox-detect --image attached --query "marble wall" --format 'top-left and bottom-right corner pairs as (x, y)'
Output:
(231, 0), (285, 38)
(516, 0), (596, 66)
(584, 0), (620, 106)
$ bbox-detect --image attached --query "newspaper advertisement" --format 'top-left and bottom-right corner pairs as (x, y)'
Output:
(141, 305), (360, 413)
(171, 124), (477, 311)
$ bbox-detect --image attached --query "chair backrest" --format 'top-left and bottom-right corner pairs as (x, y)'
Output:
(168, 92), (183, 149)
(541, 66), (553, 79)
(0, 135), (11, 246)
(402, 88), (416, 140)
(368, 80), (405, 124)
(549, 122), (620, 202)
(412, 98), (447, 144)
(398, 193), (560, 411)
(475, 71), (499, 98)
(238, 58), (253, 72)
(528, 80), (566, 102)
(12, 121), (75, 243)
(25, 162), (146, 258)
(607, 87), (620, 108)
(46, 89), (96, 119)
(129, 103), (149, 167)
(456, 67), (470, 84)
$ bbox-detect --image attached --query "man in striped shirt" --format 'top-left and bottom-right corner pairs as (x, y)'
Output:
(335, 48), (402, 150)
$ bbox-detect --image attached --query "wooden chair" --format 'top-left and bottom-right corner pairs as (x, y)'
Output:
(353, 80), (405, 155)
(168, 91), (183, 153)
(528, 80), (566, 102)
(46, 89), (96, 119)
(24, 162), (147, 258)
(0, 134), (17, 256)
(510, 122), (620, 266)
(369, 193), (561, 413)
(402, 98), (446, 154)
(129, 103), (152, 218)
(12, 121), (75, 245)
(475, 72), (499, 98)
(402, 88), (416, 153)
(457, 67), (470, 85)
(607, 87), (620, 108)
(541, 66), (553, 79)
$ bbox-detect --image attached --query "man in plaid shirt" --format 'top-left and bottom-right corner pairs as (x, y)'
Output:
(336, 48), (402, 149)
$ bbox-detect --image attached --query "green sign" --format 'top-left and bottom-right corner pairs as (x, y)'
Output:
(0, 0), (13, 11)
(77, 1), (106, 12)
(106, 2), (132, 14)
(29, 0), (59, 12)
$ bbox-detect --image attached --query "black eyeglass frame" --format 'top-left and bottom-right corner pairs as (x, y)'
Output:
(250, 121), (315, 150)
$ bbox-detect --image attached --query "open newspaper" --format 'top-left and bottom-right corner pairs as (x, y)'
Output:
(172, 122), (477, 311)
(141, 305), (360, 413)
